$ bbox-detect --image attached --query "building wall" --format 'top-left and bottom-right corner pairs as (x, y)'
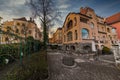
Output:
(111, 22), (120, 39)
(0, 18), (41, 44)
(51, 28), (62, 44)
(105, 12), (120, 40)
(49, 38), (54, 43)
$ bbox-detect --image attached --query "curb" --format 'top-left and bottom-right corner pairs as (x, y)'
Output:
(62, 62), (77, 68)
(99, 59), (115, 64)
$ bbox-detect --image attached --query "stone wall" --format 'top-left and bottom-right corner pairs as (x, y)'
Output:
(62, 42), (92, 54)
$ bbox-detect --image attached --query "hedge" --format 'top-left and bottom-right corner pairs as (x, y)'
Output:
(102, 46), (113, 54)
(0, 38), (43, 66)
(4, 51), (48, 80)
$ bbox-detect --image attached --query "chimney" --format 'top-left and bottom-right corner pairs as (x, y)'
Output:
(80, 7), (83, 13)
(80, 7), (87, 14)
(30, 17), (33, 22)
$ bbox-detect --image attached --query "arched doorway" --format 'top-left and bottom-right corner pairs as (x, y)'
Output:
(95, 45), (99, 50)
(66, 45), (69, 50)
(71, 46), (75, 51)
(83, 45), (91, 53)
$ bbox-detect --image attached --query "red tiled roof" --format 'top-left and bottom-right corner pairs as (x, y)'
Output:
(106, 12), (120, 24)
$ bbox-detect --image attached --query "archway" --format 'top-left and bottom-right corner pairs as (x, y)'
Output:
(71, 45), (75, 51)
(66, 45), (69, 50)
(83, 45), (91, 53)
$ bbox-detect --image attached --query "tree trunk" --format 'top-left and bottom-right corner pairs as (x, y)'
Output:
(43, 23), (47, 50)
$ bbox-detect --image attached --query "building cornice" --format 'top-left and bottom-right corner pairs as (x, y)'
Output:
(98, 31), (107, 34)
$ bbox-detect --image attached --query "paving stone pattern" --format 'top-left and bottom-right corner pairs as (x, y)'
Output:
(47, 52), (120, 80)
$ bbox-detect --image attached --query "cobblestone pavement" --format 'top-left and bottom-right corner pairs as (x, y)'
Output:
(99, 54), (115, 62)
(47, 52), (120, 80)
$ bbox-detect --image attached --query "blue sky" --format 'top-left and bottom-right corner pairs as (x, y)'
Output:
(58, 0), (120, 18)
(0, 0), (120, 31)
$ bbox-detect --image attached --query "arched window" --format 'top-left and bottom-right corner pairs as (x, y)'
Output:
(66, 20), (73, 30)
(67, 31), (72, 41)
(75, 30), (78, 40)
(74, 17), (77, 26)
(112, 28), (116, 33)
(22, 23), (25, 26)
(16, 28), (19, 33)
(21, 29), (24, 34)
(107, 28), (110, 33)
(6, 26), (11, 32)
(82, 28), (89, 39)
(90, 22), (94, 28)
(17, 23), (20, 26)
(29, 30), (32, 34)
(64, 35), (66, 42)
(5, 37), (9, 41)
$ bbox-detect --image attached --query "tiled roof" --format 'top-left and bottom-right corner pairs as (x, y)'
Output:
(58, 28), (62, 30)
(106, 12), (120, 24)
(13, 17), (27, 21)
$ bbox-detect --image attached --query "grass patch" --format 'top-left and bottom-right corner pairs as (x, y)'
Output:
(4, 50), (48, 80)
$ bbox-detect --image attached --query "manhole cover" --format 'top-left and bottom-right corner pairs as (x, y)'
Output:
(62, 56), (75, 66)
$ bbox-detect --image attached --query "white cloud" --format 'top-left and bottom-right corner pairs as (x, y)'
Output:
(57, 0), (71, 10)
(59, 4), (71, 9)
(0, 0), (31, 22)
(57, 0), (69, 4)
(0, 0), (70, 36)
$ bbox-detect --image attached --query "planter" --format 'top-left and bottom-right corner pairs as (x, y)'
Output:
(62, 56), (75, 66)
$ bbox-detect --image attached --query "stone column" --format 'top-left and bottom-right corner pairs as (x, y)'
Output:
(113, 46), (120, 64)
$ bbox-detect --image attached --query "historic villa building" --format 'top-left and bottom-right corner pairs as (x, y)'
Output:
(106, 12), (120, 40)
(62, 7), (118, 53)
(0, 17), (41, 44)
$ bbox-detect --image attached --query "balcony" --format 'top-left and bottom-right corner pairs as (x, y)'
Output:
(95, 40), (98, 43)
(98, 30), (107, 34)
(100, 41), (104, 43)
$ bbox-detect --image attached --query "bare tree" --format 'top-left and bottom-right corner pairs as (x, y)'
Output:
(26, 0), (60, 49)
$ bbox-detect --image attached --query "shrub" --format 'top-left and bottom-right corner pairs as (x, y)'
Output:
(102, 46), (113, 54)
(0, 44), (19, 58)
(50, 45), (58, 50)
(0, 38), (42, 68)
(4, 51), (48, 80)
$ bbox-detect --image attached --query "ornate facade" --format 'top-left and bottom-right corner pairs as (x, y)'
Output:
(62, 7), (118, 53)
